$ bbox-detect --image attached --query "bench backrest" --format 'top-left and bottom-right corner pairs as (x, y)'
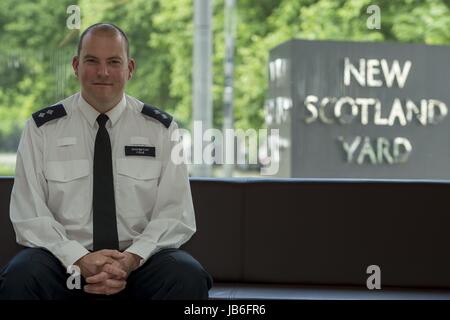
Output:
(2, 177), (450, 289)
(184, 178), (450, 289)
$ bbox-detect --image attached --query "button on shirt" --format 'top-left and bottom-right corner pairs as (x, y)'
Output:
(10, 92), (196, 267)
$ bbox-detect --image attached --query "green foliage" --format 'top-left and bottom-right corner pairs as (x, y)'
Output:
(0, 162), (15, 176)
(0, 0), (449, 154)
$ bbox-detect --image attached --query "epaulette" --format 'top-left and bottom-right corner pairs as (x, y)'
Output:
(141, 104), (173, 129)
(32, 104), (67, 128)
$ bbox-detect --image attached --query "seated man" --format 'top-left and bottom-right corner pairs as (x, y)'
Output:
(0, 23), (212, 300)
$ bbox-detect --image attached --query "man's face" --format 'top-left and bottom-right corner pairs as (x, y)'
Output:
(72, 32), (135, 110)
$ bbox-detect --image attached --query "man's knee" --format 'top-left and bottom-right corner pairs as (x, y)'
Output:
(167, 252), (212, 296)
(0, 248), (66, 299)
(132, 249), (212, 300)
(2, 248), (53, 278)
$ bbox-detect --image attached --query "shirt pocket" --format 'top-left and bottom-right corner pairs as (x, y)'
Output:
(44, 159), (90, 220)
(116, 158), (162, 218)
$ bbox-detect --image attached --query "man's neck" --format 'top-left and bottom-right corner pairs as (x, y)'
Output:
(81, 92), (121, 114)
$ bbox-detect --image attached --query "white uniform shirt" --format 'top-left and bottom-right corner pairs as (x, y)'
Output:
(9, 92), (196, 267)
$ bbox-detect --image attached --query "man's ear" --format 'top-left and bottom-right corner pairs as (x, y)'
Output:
(72, 56), (79, 77)
(127, 58), (136, 80)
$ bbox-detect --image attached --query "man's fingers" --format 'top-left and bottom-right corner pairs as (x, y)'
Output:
(90, 251), (125, 270)
(84, 281), (126, 295)
(93, 256), (116, 267)
(103, 263), (127, 279)
(84, 284), (107, 295)
(105, 278), (126, 288)
(100, 250), (126, 259)
(85, 271), (109, 284)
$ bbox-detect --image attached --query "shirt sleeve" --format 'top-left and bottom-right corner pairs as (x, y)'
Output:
(125, 121), (196, 263)
(10, 119), (89, 268)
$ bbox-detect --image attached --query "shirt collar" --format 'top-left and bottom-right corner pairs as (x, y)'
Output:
(78, 92), (126, 128)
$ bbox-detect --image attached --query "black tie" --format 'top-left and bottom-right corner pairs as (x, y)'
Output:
(93, 114), (119, 251)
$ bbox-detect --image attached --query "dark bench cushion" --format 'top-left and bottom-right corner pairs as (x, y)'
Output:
(0, 177), (23, 268)
(185, 178), (450, 289)
(2, 177), (450, 295)
(182, 179), (245, 281)
(243, 179), (450, 288)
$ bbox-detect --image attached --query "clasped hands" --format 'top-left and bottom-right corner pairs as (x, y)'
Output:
(74, 249), (142, 295)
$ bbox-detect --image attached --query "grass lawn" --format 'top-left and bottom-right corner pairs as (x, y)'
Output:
(0, 163), (15, 176)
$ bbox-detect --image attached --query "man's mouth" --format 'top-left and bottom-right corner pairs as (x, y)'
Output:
(93, 83), (113, 86)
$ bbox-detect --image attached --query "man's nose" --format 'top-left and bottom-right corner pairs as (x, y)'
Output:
(97, 62), (109, 77)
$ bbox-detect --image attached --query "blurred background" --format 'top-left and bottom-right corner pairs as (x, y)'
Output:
(0, 0), (449, 177)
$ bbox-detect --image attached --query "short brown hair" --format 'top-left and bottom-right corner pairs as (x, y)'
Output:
(77, 23), (130, 59)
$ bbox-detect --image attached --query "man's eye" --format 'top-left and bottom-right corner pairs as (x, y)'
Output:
(85, 59), (96, 63)
(110, 60), (121, 64)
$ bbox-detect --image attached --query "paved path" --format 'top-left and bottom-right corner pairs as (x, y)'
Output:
(0, 153), (16, 166)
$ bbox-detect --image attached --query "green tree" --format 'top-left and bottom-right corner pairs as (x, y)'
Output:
(1, 0), (449, 153)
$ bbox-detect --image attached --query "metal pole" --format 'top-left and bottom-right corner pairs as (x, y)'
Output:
(192, 0), (213, 177)
(223, 0), (236, 177)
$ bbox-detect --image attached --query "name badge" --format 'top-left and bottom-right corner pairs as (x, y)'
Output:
(57, 137), (77, 147)
(125, 146), (155, 157)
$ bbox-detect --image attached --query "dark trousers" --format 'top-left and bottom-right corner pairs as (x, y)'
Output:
(0, 247), (212, 300)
